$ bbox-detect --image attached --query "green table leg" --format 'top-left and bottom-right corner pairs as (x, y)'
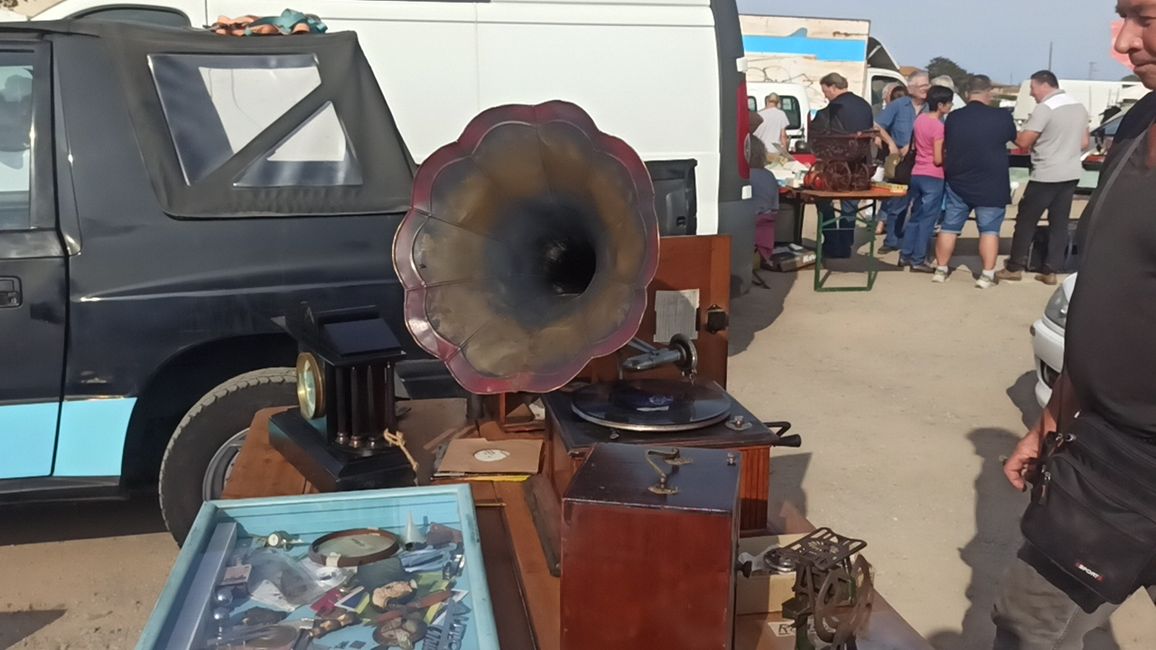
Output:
(814, 199), (880, 292)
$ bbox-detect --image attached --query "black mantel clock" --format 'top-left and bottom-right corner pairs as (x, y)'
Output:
(268, 305), (416, 492)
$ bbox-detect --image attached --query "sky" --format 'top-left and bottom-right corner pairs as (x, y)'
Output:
(736, 0), (1133, 84)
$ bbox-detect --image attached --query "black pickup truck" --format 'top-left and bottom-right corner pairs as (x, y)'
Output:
(0, 20), (425, 541)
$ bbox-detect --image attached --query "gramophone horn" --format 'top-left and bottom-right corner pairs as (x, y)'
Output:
(393, 101), (659, 394)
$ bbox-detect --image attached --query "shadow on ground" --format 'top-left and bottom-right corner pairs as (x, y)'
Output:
(1007, 371), (1043, 431)
(926, 427), (1028, 650)
(731, 268), (798, 355)
(0, 609), (67, 647)
(926, 376), (1122, 650)
(0, 493), (166, 546)
(768, 452), (810, 532)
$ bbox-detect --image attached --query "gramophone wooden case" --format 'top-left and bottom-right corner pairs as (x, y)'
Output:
(560, 443), (741, 650)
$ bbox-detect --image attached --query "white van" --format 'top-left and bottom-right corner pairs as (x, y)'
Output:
(2, 0), (751, 236)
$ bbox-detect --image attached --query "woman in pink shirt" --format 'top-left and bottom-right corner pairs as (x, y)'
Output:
(899, 85), (955, 272)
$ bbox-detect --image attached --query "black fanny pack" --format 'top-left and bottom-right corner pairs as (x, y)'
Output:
(1021, 414), (1156, 604)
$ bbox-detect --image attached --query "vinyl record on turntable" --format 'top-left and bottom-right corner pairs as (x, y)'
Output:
(570, 379), (733, 432)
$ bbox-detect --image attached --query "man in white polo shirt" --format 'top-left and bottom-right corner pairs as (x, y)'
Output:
(755, 93), (790, 152)
(997, 70), (1089, 285)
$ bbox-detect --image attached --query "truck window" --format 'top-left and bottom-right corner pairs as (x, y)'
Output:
(149, 53), (361, 188)
(0, 62), (33, 231)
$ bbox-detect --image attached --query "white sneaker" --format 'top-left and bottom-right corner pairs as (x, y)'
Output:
(932, 267), (949, 283)
(975, 275), (996, 290)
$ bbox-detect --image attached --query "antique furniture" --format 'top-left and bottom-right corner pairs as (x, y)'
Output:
(213, 406), (935, 650)
(779, 187), (906, 293)
(561, 443), (741, 650)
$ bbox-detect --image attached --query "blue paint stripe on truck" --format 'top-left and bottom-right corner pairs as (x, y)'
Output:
(0, 398), (137, 478)
(0, 402), (59, 478)
(54, 398), (137, 477)
(742, 35), (866, 62)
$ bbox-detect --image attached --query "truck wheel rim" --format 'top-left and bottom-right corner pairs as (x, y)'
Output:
(203, 428), (248, 501)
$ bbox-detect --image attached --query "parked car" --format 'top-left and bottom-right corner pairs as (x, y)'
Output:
(1031, 274), (1077, 408)
(0, 20), (427, 543)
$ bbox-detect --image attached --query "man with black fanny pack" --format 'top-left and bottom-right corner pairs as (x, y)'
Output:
(994, 2), (1156, 647)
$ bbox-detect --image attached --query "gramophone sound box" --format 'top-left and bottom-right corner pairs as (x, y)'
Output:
(561, 443), (741, 650)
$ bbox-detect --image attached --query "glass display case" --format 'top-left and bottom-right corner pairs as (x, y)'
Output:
(138, 484), (498, 650)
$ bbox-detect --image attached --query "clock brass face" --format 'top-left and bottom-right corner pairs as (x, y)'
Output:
(296, 352), (325, 420)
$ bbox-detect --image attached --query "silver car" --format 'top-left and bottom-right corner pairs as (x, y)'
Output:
(1030, 274), (1078, 407)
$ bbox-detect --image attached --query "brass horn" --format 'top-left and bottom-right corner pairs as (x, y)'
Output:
(393, 101), (659, 394)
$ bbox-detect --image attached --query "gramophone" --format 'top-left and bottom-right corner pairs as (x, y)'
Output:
(273, 100), (797, 495)
(394, 102), (800, 438)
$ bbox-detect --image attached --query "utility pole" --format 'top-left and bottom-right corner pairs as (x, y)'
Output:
(1048, 42), (1054, 70)
(1088, 61), (1097, 79)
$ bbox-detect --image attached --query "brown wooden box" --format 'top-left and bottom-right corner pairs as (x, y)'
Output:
(561, 443), (741, 650)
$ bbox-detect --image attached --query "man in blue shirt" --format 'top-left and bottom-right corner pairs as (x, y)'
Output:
(876, 71), (930, 252)
(932, 75), (1017, 288)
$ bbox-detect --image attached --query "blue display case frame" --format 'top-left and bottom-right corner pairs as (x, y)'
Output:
(138, 484), (499, 650)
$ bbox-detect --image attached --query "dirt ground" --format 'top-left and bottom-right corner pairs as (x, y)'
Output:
(1, 213), (1153, 649)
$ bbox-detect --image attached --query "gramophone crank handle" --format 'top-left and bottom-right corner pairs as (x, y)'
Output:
(764, 421), (803, 448)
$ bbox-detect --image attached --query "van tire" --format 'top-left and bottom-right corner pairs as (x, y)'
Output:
(159, 368), (296, 544)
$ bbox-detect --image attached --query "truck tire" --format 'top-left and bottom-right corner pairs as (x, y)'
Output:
(159, 368), (296, 544)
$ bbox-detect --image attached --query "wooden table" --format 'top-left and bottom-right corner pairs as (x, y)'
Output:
(781, 187), (906, 293)
(223, 404), (931, 650)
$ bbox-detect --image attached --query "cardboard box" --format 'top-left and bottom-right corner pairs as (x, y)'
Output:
(736, 533), (805, 615)
(735, 614), (797, 650)
(765, 245), (816, 273)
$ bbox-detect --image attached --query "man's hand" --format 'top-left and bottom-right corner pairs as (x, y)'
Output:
(1004, 428), (1044, 491)
(899, 145), (910, 158)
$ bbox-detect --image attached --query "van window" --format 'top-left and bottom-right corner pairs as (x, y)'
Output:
(747, 95), (802, 131)
(149, 53), (361, 188)
(779, 96), (802, 130)
(871, 76), (896, 111)
(0, 62), (33, 231)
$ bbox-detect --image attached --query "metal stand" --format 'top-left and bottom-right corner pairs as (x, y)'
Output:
(814, 199), (882, 293)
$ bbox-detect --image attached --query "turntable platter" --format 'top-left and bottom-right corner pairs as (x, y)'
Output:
(570, 379), (733, 432)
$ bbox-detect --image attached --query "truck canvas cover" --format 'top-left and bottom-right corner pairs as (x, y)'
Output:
(28, 20), (415, 218)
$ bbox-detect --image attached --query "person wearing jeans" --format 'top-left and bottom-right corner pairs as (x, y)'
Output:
(935, 186), (1007, 287)
(876, 72), (930, 253)
(933, 75), (1017, 288)
(998, 71), (1089, 285)
(899, 85), (954, 272)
